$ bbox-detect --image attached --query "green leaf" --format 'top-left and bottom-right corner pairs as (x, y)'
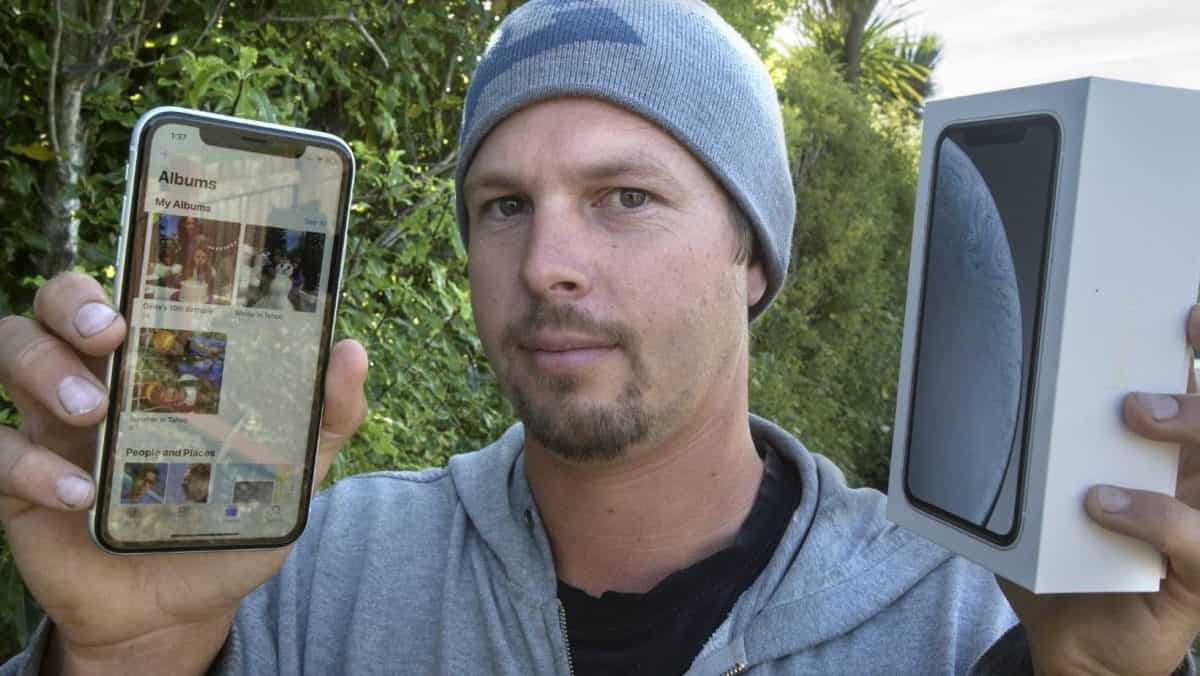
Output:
(16, 229), (49, 250)
(249, 65), (291, 82)
(185, 55), (234, 108)
(61, 14), (94, 35)
(25, 41), (49, 70)
(243, 87), (277, 123)
(3, 160), (35, 195)
(6, 143), (54, 162)
(238, 45), (259, 73)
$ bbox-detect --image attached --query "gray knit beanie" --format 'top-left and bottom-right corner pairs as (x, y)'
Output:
(455, 0), (795, 319)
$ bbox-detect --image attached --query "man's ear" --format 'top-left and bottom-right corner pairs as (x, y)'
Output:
(747, 259), (767, 309)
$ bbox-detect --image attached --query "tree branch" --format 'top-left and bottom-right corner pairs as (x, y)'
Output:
(347, 11), (390, 70)
(344, 149), (458, 278)
(266, 13), (343, 22)
(374, 192), (443, 249)
(48, 0), (63, 154)
(98, 0), (117, 34)
(119, 0), (223, 72)
(440, 43), (456, 102)
(119, 0), (172, 84)
(84, 0), (124, 89)
(192, 0), (227, 50)
(134, 0), (175, 54)
(415, 151), (459, 182)
(265, 11), (390, 69)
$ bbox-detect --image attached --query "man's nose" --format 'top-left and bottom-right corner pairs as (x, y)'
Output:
(519, 201), (593, 302)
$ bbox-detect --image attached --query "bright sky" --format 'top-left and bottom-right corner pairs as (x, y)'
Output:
(893, 0), (1200, 99)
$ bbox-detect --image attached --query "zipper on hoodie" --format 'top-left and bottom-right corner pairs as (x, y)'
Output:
(559, 602), (575, 675)
(557, 606), (746, 675)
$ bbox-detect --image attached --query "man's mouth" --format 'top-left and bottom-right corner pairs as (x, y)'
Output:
(520, 332), (618, 373)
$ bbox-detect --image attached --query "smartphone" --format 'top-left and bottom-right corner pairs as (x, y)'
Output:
(903, 115), (1060, 545)
(90, 107), (354, 553)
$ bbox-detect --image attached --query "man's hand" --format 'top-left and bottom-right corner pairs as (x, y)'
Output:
(1002, 305), (1200, 676)
(0, 272), (368, 675)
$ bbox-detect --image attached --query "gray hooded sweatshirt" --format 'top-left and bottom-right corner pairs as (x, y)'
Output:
(8, 416), (1081, 674)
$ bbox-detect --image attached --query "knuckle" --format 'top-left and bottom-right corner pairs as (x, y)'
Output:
(2, 447), (41, 491)
(0, 314), (31, 344)
(32, 274), (66, 319)
(0, 316), (36, 380)
(1153, 499), (1191, 556)
(10, 332), (64, 381)
(55, 270), (94, 290)
(33, 271), (97, 322)
(0, 437), (37, 497)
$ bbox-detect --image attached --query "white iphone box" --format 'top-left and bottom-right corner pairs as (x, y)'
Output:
(886, 77), (1200, 593)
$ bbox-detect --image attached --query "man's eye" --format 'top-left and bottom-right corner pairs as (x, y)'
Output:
(619, 189), (647, 208)
(498, 197), (524, 216)
(484, 196), (526, 218)
(604, 188), (648, 209)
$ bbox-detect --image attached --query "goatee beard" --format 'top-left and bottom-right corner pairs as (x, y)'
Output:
(502, 302), (652, 461)
(513, 376), (652, 462)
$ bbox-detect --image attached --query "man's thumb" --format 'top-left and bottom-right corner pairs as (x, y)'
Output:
(316, 339), (369, 475)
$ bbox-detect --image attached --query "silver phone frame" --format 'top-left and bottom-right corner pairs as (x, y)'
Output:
(88, 106), (355, 554)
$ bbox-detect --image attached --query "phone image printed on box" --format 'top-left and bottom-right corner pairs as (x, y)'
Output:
(91, 107), (353, 553)
(903, 115), (1060, 545)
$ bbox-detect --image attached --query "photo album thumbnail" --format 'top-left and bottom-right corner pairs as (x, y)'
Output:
(238, 224), (326, 313)
(210, 463), (299, 508)
(143, 213), (239, 305)
(120, 462), (166, 505)
(132, 329), (226, 414)
(164, 462), (213, 504)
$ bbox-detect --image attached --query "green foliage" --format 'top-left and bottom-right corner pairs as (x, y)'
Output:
(0, 556), (39, 658)
(0, 6), (55, 318)
(706, 0), (793, 54)
(797, 0), (943, 114)
(750, 48), (918, 489)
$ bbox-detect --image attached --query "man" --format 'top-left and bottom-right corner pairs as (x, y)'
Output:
(120, 465), (162, 505)
(1, 1), (1199, 674)
(180, 463), (211, 504)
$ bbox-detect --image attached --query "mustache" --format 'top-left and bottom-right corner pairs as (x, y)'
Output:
(503, 302), (636, 350)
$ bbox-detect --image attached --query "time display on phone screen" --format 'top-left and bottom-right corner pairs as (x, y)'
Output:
(97, 118), (351, 550)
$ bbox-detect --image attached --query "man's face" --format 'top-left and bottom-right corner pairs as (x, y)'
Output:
(151, 385), (183, 409)
(464, 98), (766, 463)
(182, 470), (209, 502)
(137, 470), (158, 491)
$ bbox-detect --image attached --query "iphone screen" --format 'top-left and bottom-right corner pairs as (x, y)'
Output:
(96, 113), (351, 551)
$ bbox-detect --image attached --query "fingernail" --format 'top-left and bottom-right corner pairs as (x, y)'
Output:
(1136, 392), (1179, 421)
(1096, 486), (1132, 513)
(56, 475), (93, 508)
(58, 376), (104, 415)
(74, 303), (117, 337)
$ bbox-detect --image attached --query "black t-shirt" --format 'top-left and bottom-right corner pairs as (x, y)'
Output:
(557, 446), (801, 676)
